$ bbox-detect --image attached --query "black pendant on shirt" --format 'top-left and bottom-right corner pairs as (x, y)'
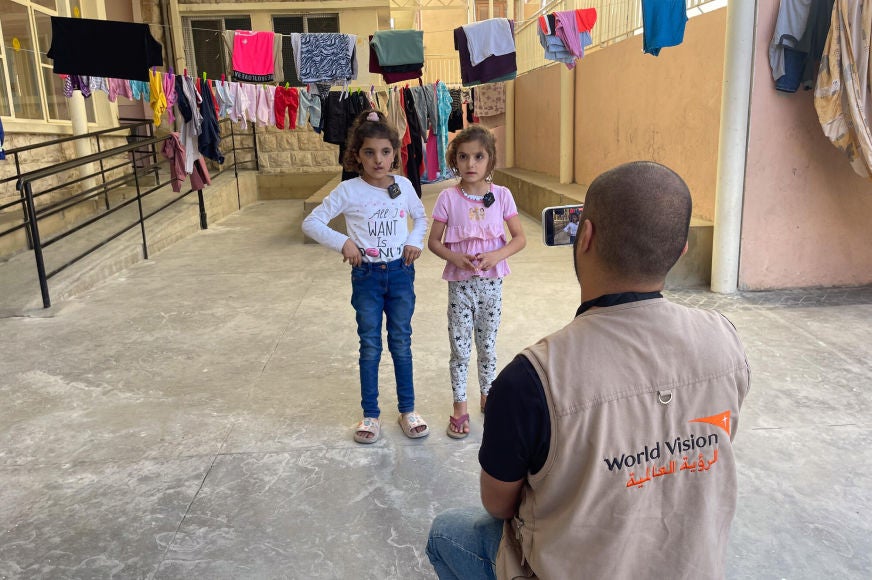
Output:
(460, 185), (495, 208)
(387, 183), (401, 199)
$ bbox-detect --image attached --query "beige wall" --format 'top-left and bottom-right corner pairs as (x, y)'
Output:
(739, 2), (872, 289)
(573, 9), (727, 222)
(514, 65), (561, 177)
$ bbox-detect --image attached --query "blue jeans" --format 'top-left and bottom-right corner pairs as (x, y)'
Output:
(426, 508), (504, 580)
(350, 259), (416, 418)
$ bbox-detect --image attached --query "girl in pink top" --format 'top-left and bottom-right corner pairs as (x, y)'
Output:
(428, 125), (527, 439)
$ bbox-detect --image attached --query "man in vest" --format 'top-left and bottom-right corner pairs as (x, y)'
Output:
(427, 161), (750, 579)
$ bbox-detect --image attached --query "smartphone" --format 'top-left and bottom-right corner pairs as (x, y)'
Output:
(542, 204), (584, 246)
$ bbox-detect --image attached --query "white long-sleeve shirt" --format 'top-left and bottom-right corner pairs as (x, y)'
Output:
(302, 175), (427, 262)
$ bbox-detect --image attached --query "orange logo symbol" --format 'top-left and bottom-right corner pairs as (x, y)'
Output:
(690, 410), (731, 436)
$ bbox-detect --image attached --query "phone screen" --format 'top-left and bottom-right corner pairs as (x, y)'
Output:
(542, 204), (584, 246)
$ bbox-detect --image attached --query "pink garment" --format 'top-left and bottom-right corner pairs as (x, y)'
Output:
(431, 184), (519, 281)
(255, 84), (270, 127)
(265, 85), (277, 126)
(162, 132), (211, 192)
(425, 131), (439, 181)
(163, 72), (177, 124)
(107, 77), (132, 102)
(232, 31), (275, 77)
(555, 10), (584, 58)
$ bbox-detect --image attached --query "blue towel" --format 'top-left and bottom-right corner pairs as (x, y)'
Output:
(642, 0), (688, 57)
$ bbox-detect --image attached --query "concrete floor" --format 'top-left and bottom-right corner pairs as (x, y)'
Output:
(1, 181), (871, 579)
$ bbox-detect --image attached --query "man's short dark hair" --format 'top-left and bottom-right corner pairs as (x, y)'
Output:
(582, 161), (692, 282)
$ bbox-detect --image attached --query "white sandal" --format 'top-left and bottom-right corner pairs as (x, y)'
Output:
(398, 412), (430, 439)
(353, 417), (380, 444)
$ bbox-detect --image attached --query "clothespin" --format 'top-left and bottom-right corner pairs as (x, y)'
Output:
(285, 82), (289, 88)
(169, 66), (174, 76)
(370, 84), (375, 94)
(183, 68), (188, 77)
(202, 71), (207, 82)
(221, 73), (226, 82)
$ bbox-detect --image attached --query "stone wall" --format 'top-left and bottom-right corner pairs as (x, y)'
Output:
(256, 125), (341, 174)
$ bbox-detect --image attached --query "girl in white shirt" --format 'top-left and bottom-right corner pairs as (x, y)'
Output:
(302, 110), (429, 444)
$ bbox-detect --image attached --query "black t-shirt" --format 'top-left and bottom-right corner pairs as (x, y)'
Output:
(479, 354), (551, 482)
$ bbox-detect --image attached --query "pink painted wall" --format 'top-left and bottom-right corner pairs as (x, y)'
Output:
(514, 64), (561, 177)
(572, 9), (727, 222)
(739, 2), (872, 289)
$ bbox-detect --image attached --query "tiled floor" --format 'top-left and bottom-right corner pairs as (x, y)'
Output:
(1, 184), (870, 579)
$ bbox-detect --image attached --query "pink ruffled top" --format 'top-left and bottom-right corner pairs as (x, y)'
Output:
(432, 184), (519, 281)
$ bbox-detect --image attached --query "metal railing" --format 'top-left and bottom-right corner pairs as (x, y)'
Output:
(422, 54), (463, 86)
(515, 0), (727, 75)
(3, 117), (258, 308)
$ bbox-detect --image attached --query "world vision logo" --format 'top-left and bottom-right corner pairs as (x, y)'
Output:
(602, 411), (731, 490)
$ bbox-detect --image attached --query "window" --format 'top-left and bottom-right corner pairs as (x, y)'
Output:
(273, 14), (338, 87)
(184, 16), (252, 80)
(0, 0), (95, 123)
(475, 1), (507, 20)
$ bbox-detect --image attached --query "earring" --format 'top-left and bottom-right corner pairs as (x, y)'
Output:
(485, 172), (493, 183)
(452, 167), (460, 177)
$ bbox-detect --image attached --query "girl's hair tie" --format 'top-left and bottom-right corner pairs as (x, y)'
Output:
(366, 111), (379, 122)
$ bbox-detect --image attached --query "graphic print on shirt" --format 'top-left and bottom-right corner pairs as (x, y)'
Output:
(468, 206), (486, 221)
(360, 206), (407, 260)
(601, 410), (732, 490)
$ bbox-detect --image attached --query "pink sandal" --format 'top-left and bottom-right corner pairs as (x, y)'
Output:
(446, 414), (470, 439)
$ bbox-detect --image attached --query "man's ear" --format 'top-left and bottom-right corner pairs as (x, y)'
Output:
(578, 219), (594, 253)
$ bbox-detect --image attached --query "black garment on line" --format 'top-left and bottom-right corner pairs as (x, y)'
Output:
(48, 17), (162, 81)
(198, 81), (224, 165)
(402, 87), (424, 198)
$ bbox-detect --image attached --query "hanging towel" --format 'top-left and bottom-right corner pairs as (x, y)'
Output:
(231, 31), (276, 82)
(368, 35), (423, 82)
(641, 0), (688, 56)
(370, 30), (425, 67)
(814, 0), (872, 178)
(473, 82), (506, 118)
(454, 25), (517, 87)
(48, 17), (162, 81)
(462, 18), (515, 67)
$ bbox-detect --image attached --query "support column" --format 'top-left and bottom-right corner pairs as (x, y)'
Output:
(167, 0), (187, 74)
(69, 90), (96, 189)
(505, 0), (515, 167)
(559, 66), (575, 184)
(711, 0), (757, 293)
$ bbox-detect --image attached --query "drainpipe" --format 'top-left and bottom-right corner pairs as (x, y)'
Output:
(559, 66), (575, 184)
(711, 0), (757, 293)
(505, 0), (515, 167)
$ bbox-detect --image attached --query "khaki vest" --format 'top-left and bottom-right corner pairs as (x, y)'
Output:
(496, 299), (750, 580)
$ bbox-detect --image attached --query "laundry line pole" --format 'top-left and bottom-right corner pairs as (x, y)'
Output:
(711, 0), (757, 293)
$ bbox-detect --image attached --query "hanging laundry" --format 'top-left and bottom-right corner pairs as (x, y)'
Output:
(401, 87), (424, 197)
(641, 0), (688, 56)
(472, 82), (506, 129)
(231, 31), (276, 83)
(792, 0), (836, 91)
(368, 35), (422, 84)
(62, 75), (92, 98)
(461, 19), (515, 67)
(292, 33), (357, 86)
(371, 30), (424, 67)
(447, 88), (464, 133)
(454, 23), (517, 87)
(149, 69), (167, 127)
(164, 72), (177, 124)
(769, 0), (813, 92)
(108, 77), (132, 102)
(222, 31), (284, 84)
(88, 76), (109, 95)
(297, 88), (322, 132)
(130, 80), (150, 102)
(198, 78), (224, 164)
(814, 0), (872, 178)
(48, 17), (162, 81)
(436, 82), (453, 179)
(162, 133), (211, 192)
(275, 86), (300, 130)
(410, 85), (437, 134)
(178, 75), (203, 174)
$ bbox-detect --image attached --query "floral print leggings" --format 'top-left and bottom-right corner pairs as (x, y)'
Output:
(447, 277), (503, 403)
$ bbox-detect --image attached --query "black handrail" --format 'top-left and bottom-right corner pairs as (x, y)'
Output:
(8, 117), (259, 308)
